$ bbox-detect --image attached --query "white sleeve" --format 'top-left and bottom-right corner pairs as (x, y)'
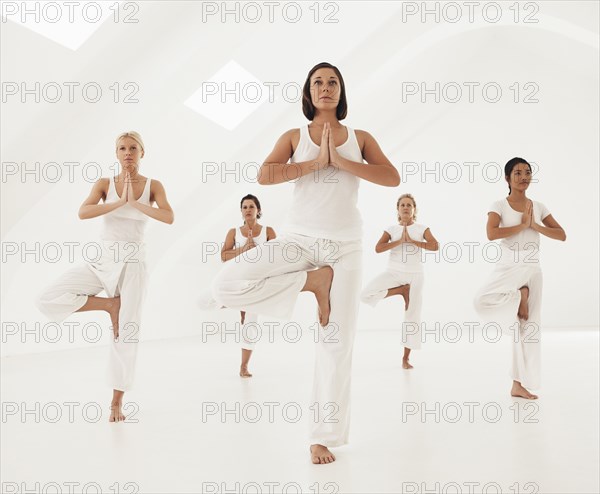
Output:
(384, 224), (396, 236)
(538, 202), (551, 220)
(488, 200), (503, 216)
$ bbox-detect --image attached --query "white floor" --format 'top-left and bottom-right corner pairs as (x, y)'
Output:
(2, 329), (598, 494)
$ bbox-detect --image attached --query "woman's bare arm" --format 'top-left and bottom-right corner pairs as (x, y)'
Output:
(375, 231), (403, 253)
(409, 228), (439, 251)
(78, 178), (125, 219)
(330, 130), (400, 187)
(129, 180), (174, 224)
(257, 127), (330, 185)
(533, 214), (566, 241)
(486, 212), (528, 240)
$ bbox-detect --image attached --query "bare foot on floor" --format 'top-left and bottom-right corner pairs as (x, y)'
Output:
(511, 381), (538, 400)
(402, 357), (413, 369)
(310, 444), (336, 464)
(109, 402), (126, 422)
(107, 296), (121, 339)
(517, 286), (529, 321)
(239, 365), (252, 378)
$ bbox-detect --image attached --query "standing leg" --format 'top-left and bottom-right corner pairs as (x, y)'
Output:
(36, 264), (130, 420)
(310, 239), (362, 464)
(511, 267), (543, 398)
(109, 261), (147, 421)
(474, 265), (530, 335)
(240, 312), (259, 378)
(474, 265), (538, 398)
(361, 269), (422, 366)
(402, 272), (424, 366)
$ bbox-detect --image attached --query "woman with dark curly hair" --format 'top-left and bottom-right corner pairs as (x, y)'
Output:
(219, 194), (276, 377)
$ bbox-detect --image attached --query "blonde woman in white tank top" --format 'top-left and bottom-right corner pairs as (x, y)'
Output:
(212, 62), (399, 464)
(36, 132), (174, 422)
(220, 194), (276, 378)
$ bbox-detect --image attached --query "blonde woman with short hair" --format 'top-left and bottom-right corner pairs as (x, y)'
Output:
(36, 131), (174, 422)
(360, 193), (439, 369)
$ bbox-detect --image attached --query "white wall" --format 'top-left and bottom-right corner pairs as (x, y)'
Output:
(1, 1), (598, 356)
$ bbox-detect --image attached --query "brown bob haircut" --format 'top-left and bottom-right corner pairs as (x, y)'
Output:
(302, 62), (348, 121)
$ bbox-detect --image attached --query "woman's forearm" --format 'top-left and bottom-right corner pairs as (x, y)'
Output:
(79, 201), (123, 219)
(335, 156), (400, 187)
(487, 224), (526, 240)
(533, 223), (566, 241)
(257, 160), (327, 185)
(130, 202), (174, 224)
(410, 240), (439, 251)
(222, 249), (241, 262)
(375, 240), (403, 253)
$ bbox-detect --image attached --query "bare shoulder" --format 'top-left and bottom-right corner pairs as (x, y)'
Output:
(84, 177), (109, 202)
(149, 178), (163, 189)
(354, 129), (371, 137)
(354, 129), (374, 151)
(96, 177), (110, 193)
(283, 128), (301, 148)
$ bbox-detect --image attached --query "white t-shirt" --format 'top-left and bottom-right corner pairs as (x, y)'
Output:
(489, 198), (551, 264)
(385, 222), (428, 272)
(284, 125), (364, 241)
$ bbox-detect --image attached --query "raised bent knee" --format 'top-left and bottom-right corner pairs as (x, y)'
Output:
(35, 286), (75, 322)
(360, 288), (382, 307)
(35, 289), (52, 316)
(359, 290), (372, 305)
(473, 292), (488, 313)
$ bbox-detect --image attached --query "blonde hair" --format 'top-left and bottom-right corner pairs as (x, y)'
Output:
(115, 131), (145, 153)
(396, 193), (417, 221)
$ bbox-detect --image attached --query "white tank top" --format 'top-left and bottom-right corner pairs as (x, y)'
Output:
(233, 225), (269, 248)
(284, 125), (364, 241)
(100, 177), (152, 242)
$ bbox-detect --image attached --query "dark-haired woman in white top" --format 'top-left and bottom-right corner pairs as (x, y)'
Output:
(474, 158), (565, 399)
(220, 194), (276, 377)
(212, 62), (399, 464)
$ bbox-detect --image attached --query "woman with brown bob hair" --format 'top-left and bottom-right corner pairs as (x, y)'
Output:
(212, 62), (399, 464)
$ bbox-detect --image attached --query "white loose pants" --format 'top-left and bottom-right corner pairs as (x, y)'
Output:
(36, 261), (147, 392)
(241, 312), (259, 351)
(212, 233), (362, 447)
(474, 264), (543, 389)
(360, 270), (424, 350)
(197, 293), (260, 351)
